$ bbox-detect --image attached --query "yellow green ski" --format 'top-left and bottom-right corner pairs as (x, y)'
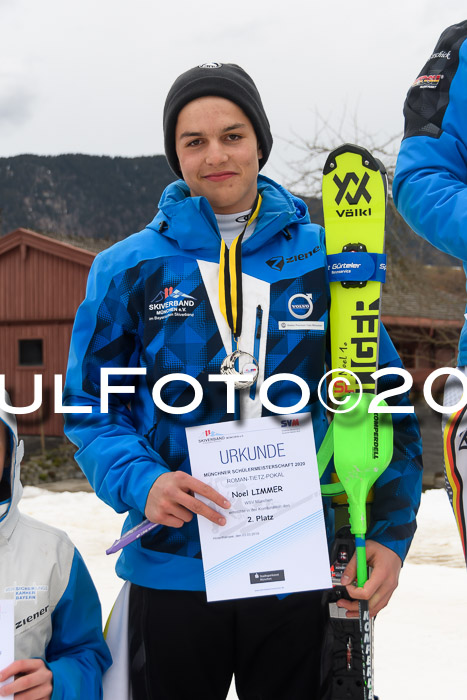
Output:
(319, 144), (392, 700)
(323, 144), (387, 398)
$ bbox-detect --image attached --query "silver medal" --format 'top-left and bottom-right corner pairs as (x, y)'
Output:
(220, 350), (259, 389)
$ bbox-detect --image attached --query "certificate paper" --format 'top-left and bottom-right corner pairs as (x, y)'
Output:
(0, 599), (14, 700)
(186, 414), (332, 602)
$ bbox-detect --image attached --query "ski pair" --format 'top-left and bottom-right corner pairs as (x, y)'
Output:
(319, 144), (393, 699)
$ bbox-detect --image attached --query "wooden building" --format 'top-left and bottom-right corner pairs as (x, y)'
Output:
(0, 226), (465, 439)
(381, 265), (465, 393)
(0, 228), (95, 436)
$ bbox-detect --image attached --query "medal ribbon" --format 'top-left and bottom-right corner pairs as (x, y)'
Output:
(219, 194), (262, 341)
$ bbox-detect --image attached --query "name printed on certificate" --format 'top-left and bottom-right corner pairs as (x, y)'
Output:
(186, 413), (332, 602)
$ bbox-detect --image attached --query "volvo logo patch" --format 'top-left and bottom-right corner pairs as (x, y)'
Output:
(288, 293), (313, 319)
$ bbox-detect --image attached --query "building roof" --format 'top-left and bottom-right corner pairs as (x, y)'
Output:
(0, 228), (96, 266)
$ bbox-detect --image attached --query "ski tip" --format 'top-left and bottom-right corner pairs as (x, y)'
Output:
(323, 144), (381, 176)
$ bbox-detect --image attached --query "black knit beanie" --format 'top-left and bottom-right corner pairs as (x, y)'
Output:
(163, 62), (273, 178)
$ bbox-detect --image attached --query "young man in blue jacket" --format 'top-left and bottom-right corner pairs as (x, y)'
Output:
(0, 399), (111, 699)
(64, 63), (422, 699)
(393, 21), (467, 564)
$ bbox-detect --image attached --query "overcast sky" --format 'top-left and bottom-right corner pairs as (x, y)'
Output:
(1, 1), (465, 189)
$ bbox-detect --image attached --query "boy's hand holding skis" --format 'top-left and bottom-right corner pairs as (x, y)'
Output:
(337, 540), (402, 618)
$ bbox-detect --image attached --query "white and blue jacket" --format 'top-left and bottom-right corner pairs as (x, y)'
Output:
(64, 175), (422, 590)
(393, 20), (467, 364)
(0, 402), (111, 699)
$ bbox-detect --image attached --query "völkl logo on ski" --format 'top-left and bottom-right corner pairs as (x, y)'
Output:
(333, 172), (372, 218)
(333, 172), (371, 206)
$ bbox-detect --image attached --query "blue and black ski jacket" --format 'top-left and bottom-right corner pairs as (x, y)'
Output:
(64, 174), (422, 590)
(393, 20), (467, 365)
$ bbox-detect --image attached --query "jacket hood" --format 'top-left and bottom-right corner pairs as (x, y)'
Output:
(0, 393), (24, 539)
(147, 174), (311, 255)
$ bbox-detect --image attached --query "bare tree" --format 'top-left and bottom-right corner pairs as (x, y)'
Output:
(282, 110), (401, 199)
(282, 112), (461, 267)
(282, 113), (465, 373)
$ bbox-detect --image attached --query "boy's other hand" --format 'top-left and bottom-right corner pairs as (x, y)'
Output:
(145, 471), (231, 528)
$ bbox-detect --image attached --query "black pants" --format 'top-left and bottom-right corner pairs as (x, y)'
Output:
(129, 585), (324, 700)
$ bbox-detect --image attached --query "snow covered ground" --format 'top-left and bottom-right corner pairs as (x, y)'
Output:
(19, 486), (467, 699)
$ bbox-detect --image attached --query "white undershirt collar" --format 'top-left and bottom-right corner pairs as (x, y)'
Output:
(215, 210), (258, 247)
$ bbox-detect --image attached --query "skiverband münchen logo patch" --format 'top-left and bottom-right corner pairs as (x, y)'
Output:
(148, 286), (198, 321)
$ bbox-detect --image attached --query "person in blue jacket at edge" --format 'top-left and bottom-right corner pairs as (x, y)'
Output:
(0, 394), (111, 699)
(393, 20), (467, 566)
(63, 62), (422, 700)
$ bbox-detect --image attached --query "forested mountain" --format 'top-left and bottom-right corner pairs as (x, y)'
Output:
(0, 154), (175, 240)
(0, 153), (459, 268)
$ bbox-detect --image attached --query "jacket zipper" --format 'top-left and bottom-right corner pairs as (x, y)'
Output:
(249, 305), (263, 400)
